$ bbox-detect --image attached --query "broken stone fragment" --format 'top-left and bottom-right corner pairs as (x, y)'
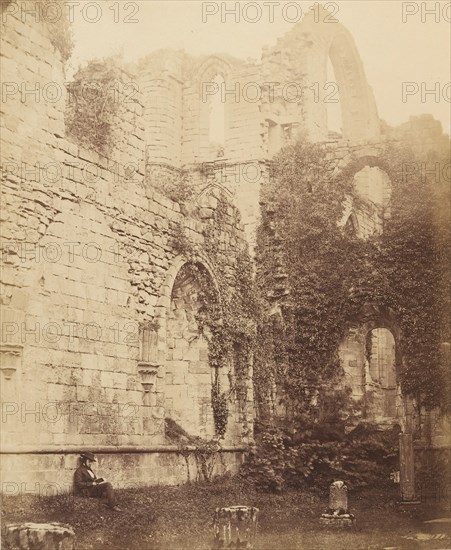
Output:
(3, 522), (75, 550)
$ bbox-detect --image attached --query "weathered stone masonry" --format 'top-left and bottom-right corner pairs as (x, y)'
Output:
(1, 3), (449, 491)
(132, 7), (382, 252)
(1, 6), (252, 489)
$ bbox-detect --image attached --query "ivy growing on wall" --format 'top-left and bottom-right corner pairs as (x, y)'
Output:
(165, 418), (222, 483)
(242, 126), (450, 492)
(65, 57), (126, 155)
(256, 138), (360, 421)
(172, 194), (259, 439)
(375, 139), (450, 411)
(255, 130), (450, 423)
(147, 166), (195, 205)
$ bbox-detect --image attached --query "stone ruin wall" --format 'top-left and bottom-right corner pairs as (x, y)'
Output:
(0, 7), (252, 491)
(132, 8), (386, 255)
(1, 3), (449, 492)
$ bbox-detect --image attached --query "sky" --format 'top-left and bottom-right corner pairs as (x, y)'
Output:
(69, 1), (451, 134)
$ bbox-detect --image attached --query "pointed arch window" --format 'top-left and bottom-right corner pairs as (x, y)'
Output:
(208, 74), (225, 147)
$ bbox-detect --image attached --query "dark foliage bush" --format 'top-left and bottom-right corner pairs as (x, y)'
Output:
(241, 422), (400, 493)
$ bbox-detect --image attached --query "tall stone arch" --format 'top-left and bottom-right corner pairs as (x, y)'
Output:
(153, 254), (220, 369)
(283, 8), (380, 143)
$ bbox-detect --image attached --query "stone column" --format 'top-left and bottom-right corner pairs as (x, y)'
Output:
(399, 433), (416, 501)
(399, 399), (418, 502)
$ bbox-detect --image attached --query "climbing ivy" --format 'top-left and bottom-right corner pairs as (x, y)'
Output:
(172, 193), (259, 439)
(65, 57), (127, 155)
(165, 418), (222, 482)
(376, 140), (450, 410)
(256, 138), (361, 421)
(255, 131), (450, 422)
(45, 0), (74, 63)
(211, 381), (228, 439)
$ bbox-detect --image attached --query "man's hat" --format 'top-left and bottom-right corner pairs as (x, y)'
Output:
(80, 451), (96, 462)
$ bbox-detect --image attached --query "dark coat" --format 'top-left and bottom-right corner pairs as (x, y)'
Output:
(74, 464), (98, 496)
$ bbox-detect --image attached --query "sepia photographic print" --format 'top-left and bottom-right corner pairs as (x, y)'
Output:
(1, 1), (450, 549)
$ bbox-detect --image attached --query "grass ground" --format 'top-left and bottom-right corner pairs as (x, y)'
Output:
(2, 477), (450, 550)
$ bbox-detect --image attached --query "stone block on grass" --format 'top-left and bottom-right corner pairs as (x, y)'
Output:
(3, 522), (75, 550)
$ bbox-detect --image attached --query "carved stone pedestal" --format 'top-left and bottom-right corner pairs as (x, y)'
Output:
(213, 506), (259, 549)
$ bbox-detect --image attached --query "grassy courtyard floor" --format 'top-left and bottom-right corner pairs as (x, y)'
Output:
(2, 477), (450, 549)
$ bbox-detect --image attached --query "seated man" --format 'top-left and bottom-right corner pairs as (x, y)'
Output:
(74, 452), (122, 512)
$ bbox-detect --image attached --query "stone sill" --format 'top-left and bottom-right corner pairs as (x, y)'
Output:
(0, 445), (249, 455)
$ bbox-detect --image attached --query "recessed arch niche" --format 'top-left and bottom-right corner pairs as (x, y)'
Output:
(164, 261), (218, 439)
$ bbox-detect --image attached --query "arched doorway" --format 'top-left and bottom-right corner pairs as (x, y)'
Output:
(164, 262), (218, 439)
(339, 160), (392, 239)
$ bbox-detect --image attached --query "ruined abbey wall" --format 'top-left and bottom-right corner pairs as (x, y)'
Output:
(1, 7), (252, 491)
(131, 7), (383, 252)
(1, 2), (449, 494)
